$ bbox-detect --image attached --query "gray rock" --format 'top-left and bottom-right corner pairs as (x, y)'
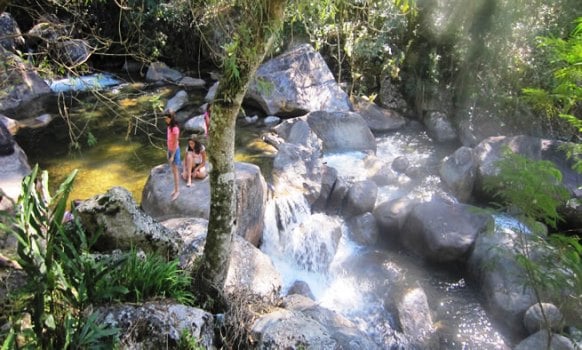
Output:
(439, 146), (476, 202)
(0, 13), (24, 52)
(514, 330), (575, 350)
(0, 47), (51, 114)
(396, 287), (436, 349)
(164, 90), (189, 113)
(251, 308), (337, 349)
(0, 142), (31, 210)
(467, 219), (539, 335)
(246, 44), (351, 116)
(400, 197), (493, 263)
(283, 294), (381, 349)
(391, 156), (409, 173)
(52, 39), (91, 67)
(76, 187), (181, 257)
(342, 180), (378, 218)
(142, 162), (267, 246)
(354, 97), (406, 133)
(374, 196), (417, 242)
(346, 212), (378, 245)
(99, 302), (214, 349)
(524, 303), (564, 334)
(422, 110), (457, 143)
(145, 62), (183, 83)
(305, 111), (377, 154)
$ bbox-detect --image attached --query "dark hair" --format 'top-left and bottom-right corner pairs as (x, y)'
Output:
(194, 140), (203, 153)
(165, 111), (178, 128)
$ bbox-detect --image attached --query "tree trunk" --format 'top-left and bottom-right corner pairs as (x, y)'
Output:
(195, 0), (286, 309)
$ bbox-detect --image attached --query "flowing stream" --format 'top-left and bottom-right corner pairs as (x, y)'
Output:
(14, 77), (513, 348)
(261, 124), (511, 349)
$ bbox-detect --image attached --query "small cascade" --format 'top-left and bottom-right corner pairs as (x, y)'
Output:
(262, 193), (345, 277)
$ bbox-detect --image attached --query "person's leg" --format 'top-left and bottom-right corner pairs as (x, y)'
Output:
(183, 154), (193, 186)
(171, 148), (181, 200)
(171, 163), (180, 200)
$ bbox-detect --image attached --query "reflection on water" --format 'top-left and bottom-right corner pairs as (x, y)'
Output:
(16, 81), (276, 203)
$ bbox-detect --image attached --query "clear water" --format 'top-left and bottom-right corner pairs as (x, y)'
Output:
(15, 78), (511, 348)
(15, 79), (275, 203)
(261, 125), (511, 348)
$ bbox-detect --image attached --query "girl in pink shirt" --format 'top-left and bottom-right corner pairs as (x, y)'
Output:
(165, 111), (181, 201)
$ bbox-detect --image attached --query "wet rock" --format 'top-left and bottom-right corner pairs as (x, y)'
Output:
(283, 294), (381, 349)
(287, 280), (315, 300)
(160, 218), (282, 297)
(396, 287), (436, 349)
(391, 156), (409, 173)
(342, 180), (377, 218)
(374, 196), (417, 242)
(251, 308), (337, 349)
(346, 212), (378, 245)
(467, 220), (539, 336)
(305, 111), (376, 154)
(400, 197), (493, 263)
(272, 121), (323, 204)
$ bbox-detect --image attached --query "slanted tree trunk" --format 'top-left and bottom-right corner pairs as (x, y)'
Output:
(195, 0), (286, 308)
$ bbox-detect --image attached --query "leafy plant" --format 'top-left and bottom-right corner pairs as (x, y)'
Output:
(484, 151), (582, 332)
(177, 328), (205, 350)
(0, 165), (119, 349)
(97, 248), (195, 305)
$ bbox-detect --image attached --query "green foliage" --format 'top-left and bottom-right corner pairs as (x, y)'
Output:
(98, 249), (195, 305)
(485, 150), (582, 328)
(483, 149), (570, 229)
(177, 329), (205, 350)
(0, 165), (119, 349)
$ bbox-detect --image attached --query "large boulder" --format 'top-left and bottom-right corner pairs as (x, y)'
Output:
(99, 302), (214, 349)
(467, 217), (538, 336)
(76, 187), (181, 257)
(400, 197), (493, 263)
(246, 44), (352, 116)
(273, 111), (377, 154)
(141, 162), (267, 246)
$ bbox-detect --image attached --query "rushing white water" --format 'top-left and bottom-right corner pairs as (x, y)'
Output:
(260, 125), (510, 348)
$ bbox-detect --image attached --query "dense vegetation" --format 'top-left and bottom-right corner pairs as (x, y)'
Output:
(0, 0), (580, 348)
